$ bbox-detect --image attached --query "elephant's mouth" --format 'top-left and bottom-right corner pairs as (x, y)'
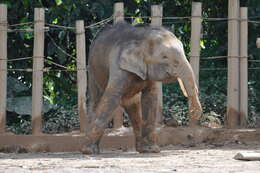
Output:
(163, 72), (177, 83)
(163, 77), (177, 83)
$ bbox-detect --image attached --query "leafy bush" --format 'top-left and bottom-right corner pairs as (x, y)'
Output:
(7, 106), (79, 134)
(3, 0), (260, 133)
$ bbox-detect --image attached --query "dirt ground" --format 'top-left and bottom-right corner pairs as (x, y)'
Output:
(0, 144), (260, 173)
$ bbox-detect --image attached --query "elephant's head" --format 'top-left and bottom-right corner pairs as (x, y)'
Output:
(119, 27), (202, 123)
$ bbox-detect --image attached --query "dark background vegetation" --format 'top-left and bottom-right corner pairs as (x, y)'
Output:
(0, 0), (260, 134)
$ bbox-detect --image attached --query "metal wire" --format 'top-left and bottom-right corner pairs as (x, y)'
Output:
(200, 68), (227, 71)
(2, 16), (260, 33)
(44, 58), (73, 70)
(248, 60), (260, 63)
(0, 68), (87, 72)
(0, 57), (32, 62)
(85, 17), (113, 29)
(7, 28), (34, 33)
(248, 67), (260, 70)
(189, 56), (249, 60)
(46, 32), (77, 61)
(45, 23), (75, 30)
(8, 22), (33, 27)
(248, 20), (260, 24)
(2, 14), (260, 73)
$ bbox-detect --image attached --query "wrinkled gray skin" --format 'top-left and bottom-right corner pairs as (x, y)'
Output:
(83, 22), (202, 154)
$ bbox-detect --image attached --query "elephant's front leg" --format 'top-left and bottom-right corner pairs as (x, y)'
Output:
(122, 93), (142, 152)
(140, 82), (160, 153)
(82, 85), (122, 154)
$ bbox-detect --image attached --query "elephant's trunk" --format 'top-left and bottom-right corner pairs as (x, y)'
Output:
(176, 54), (202, 124)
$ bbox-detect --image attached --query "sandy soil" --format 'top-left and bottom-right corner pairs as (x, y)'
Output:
(0, 144), (260, 173)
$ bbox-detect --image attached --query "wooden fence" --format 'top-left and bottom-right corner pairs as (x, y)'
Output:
(0, 0), (250, 136)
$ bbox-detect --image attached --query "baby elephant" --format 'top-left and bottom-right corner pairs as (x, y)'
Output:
(82, 22), (202, 154)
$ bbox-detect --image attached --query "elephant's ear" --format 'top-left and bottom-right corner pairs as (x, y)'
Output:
(119, 41), (147, 80)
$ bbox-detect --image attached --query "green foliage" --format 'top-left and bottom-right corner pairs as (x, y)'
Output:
(7, 106), (79, 134)
(163, 83), (189, 125)
(42, 106), (79, 134)
(1, 0), (260, 133)
(199, 111), (222, 127)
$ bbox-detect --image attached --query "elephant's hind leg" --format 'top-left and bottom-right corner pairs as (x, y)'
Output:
(82, 85), (122, 154)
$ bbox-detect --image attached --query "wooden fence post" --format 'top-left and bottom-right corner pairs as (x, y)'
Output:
(190, 2), (202, 86)
(113, 2), (124, 128)
(227, 0), (240, 128)
(0, 4), (7, 133)
(240, 7), (248, 127)
(32, 8), (45, 135)
(76, 20), (87, 133)
(151, 5), (163, 124)
(114, 2), (124, 23)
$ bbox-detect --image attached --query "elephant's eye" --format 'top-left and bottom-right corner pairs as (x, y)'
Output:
(162, 56), (168, 59)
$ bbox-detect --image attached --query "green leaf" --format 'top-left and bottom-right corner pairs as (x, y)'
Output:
(133, 17), (144, 24)
(52, 18), (59, 24)
(200, 40), (206, 49)
(55, 0), (63, 6)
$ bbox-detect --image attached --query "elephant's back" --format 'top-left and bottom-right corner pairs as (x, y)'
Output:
(88, 22), (148, 89)
(88, 23), (131, 89)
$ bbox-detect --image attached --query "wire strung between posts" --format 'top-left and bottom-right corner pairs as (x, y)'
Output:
(163, 21), (191, 24)
(6, 27), (50, 33)
(125, 16), (247, 21)
(7, 28), (35, 33)
(189, 56), (249, 60)
(0, 68), (76, 72)
(45, 23), (75, 30)
(5, 67), (260, 72)
(8, 22), (33, 27)
(44, 58), (73, 70)
(0, 57), (32, 62)
(200, 56), (229, 60)
(46, 33), (88, 69)
(200, 68), (227, 71)
(6, 15), (260, 29)
(127, 16), (260, 23)
(248, 67), (260, 70)
(248, 20), (260, 24)
(200, 68), (260, 71)
(190, 56), (260, 63)
(249, 59), (259, 62)
(46, 32), (77, 61)
(45, 16), (113, 30)
(3, 16), (260, 33)
(85, 16), (113, 29)
(2, 68), (33, 72)
(0, 56), (46, 62)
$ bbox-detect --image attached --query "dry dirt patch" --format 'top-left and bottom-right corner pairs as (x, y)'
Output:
(0, 144), (260, 173)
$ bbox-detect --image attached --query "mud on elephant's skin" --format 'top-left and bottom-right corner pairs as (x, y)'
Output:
(82, 22), (202, 154)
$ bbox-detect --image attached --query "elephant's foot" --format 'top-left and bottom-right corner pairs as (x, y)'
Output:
(81, 125), (104, 154)
(136, 137), (160, 153)
(136, 144), (160, 153)
(81, 143), (100, 155)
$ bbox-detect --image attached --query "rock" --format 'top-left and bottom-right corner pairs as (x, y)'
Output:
(164, 118), (179, 127)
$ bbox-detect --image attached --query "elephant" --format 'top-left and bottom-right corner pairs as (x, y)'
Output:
(82, 21), (202, 154)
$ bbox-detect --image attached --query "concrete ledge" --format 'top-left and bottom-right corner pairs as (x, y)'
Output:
(0, 127), (259, 152)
